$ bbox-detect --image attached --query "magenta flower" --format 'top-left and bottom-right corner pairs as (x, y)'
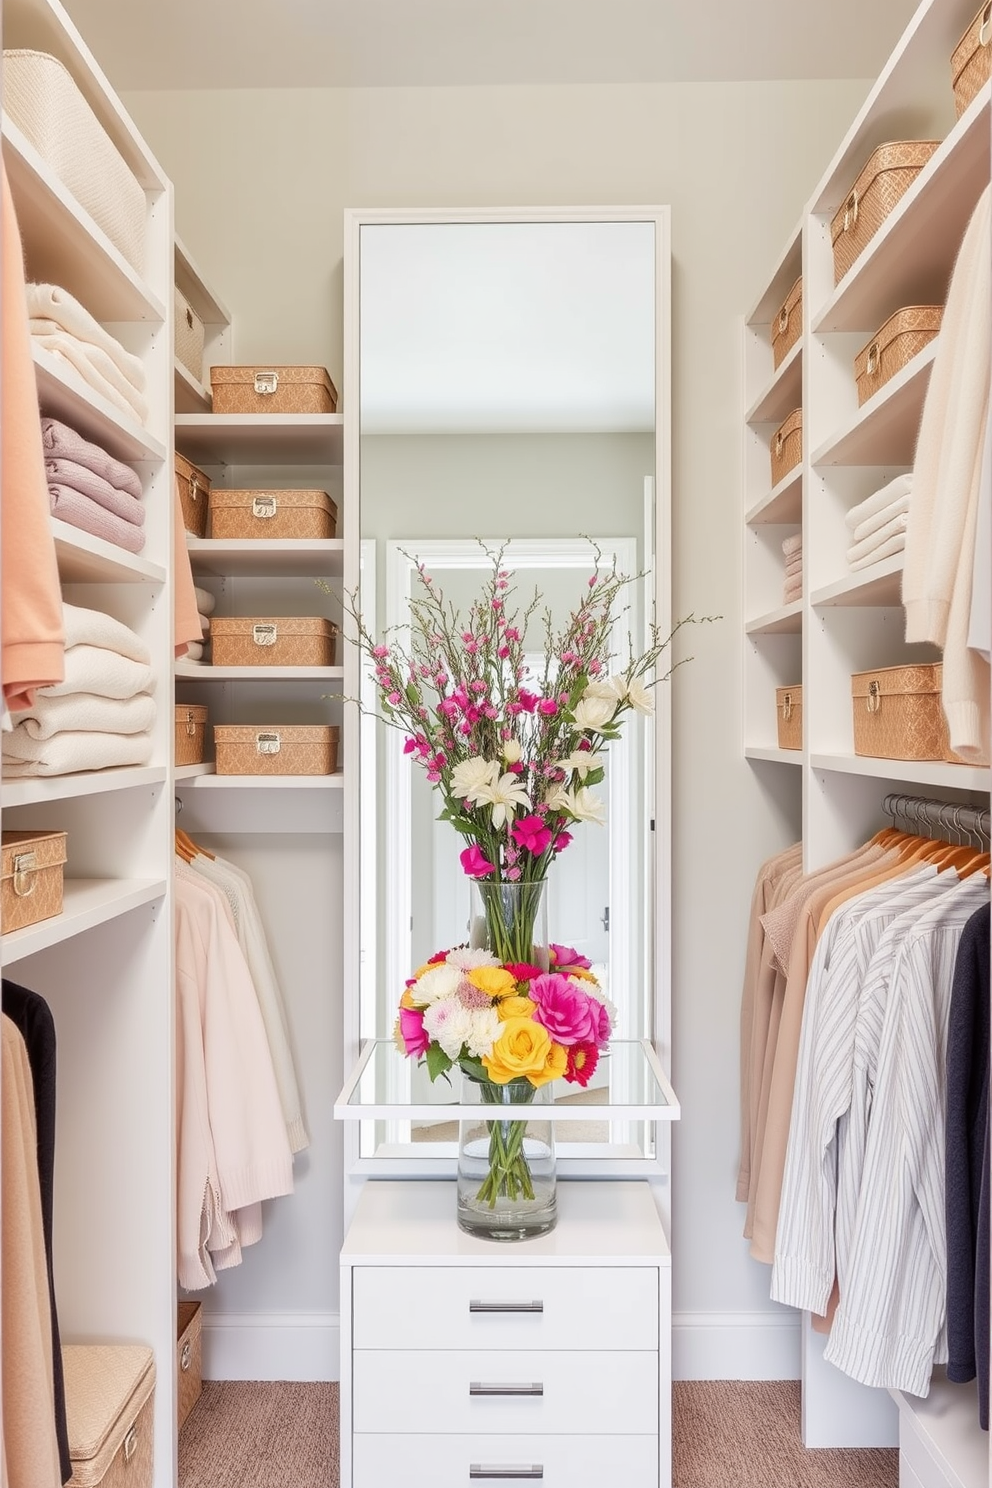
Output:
(511, 814), (553, 855)
(517, 690), (539, 713)
(460, 844), (496, 878)
(553, 831), (573, 853)
(529, 973), (601, 1046)
(550, 942), (592, 970)
(538, 698), (558, 716)
(398, 1006), (430, 1057)
(403, 737), (416, 754)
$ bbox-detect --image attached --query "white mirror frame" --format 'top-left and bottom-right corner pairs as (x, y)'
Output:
(341, 205), (672, 1178)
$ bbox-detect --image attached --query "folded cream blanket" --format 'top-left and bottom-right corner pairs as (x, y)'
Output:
(32, 330), (149, 424)
(847, 509), (909, 566)
(46, 458), (144, 526)
(13, 691), (155, 741)
(781, 532), (803, 559)
(62, 603), (150, 663)
(845, 472), (913, 531)
(27, 283), (146, 391)
(848, 533), (907, 572)
(50, 486), (146, 554)
(2, 728), (153, 775)
(851, 492), (910, 545)
(193, 586), (216, 616)
(40, 418), (143, 499)
(784, 556), (802, 578)
(783, 577), (803, 603)
(42, 645), (152, 701)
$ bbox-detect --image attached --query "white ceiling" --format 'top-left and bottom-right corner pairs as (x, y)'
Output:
(63, 0), (920, 91)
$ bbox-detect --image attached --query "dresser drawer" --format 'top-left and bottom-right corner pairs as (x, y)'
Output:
(352, 1266), (659, 1351)
(354, 1432), (658, 1488)
(353, 1349), (658, 1435)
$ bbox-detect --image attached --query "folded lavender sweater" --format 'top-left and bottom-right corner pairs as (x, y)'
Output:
(46, 458), (144, 526)
(40, 418), (142, 500)
(49, 486), (146, 554)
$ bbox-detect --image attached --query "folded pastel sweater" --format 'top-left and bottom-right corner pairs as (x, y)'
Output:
(61, 602), (149, 663)
(49, 486), (146, 554)
(32, 330), (148, 425)
(13, 691), (155, 741)
(46, 458), (144, 526)
(846, 472), (913, 531)
(26, 284), (146, 392)
(40, 419), (142, 499)
(2, 728), (153, 775)
(42, 646), (151, 701)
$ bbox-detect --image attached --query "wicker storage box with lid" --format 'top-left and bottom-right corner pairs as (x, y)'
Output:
(830, 140), (940, 284)
(1, 829), (67, 933)
(177, 1302), (202, 1429)
(209, 365), (338, 415)
(2, 50), (146, 273)
(62, 1343), (155, 1488)
(174, 289), (204, 384)
(775, 685), (802, 750)
(175, 705), (208, 767)
(951, 2), (992, 117)
(851, 662), (950, 760)
(214, 723), (340, 776)
(208, 489), (338, 541)
(210, 616), (337, 668)
(770, 408), (802, 487)
(854, 306), (943, 407)
(771, 277), (802, 369)
(175, 452), (211, 538)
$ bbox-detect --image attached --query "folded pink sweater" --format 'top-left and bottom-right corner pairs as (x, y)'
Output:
(46, 458), (144, 526)
(40, 418), (142, 500)
(49, 486), (146, 554)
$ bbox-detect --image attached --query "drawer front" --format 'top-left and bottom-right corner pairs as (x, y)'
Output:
(354, 1433), (657, 1488)
(352, 1266), (658, 1351)
(353, 1349), (658, 1435)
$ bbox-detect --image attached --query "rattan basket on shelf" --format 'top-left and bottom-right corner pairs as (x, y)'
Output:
(830, 140), (940, 284)
(853, 306), (942, 407)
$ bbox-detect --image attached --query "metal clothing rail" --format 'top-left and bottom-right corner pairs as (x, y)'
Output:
(883, 792), (991, 846)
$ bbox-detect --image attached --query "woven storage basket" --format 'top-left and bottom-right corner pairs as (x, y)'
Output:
(952, 3), (992, 116)
(209, 365), (338, 415)
(175, 452), (211, 538)
(174, 289), (205, 384)
(0, 829), (66, 933)
(771, 277), (803, 369)
(177, 1302), (203, 1430)
(830, 140), (940, 285)
(63, 1343), (155, 1488)
(3, 51), (146, 272)
(175, 705), (208, 767)
(214, 723), (340, 776)
(209, 489), (338, 541)
(775, 685), (802, 751)
(770, 408), (802, 488)
(210, 616), (337, 668)
(851, 662), (949, 761)
(854, 305), (943, 407)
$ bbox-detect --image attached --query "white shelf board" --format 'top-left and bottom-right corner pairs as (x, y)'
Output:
(33, 343), (166, 464)
(810, 752), (990, 793)
(174, 664), (344, 682)
(811, 554), (903, 608)
(746, 223), (803, 325)
(2, 766), (167, 808)
(176, 771), (344, 789)
(811, 342), (936, 467)
(891, 1376), (987, 1488)
(1, 120), (164, 324)
(175, 235), (232, 326)
(746, 467), (802, 526)
(174, 359), (212, 415)
(814, 84), (991, 334)
(0, 877), (167, 967)
(52, 519), (165, 585)
(174, 763), (215, 781)
(175, 414), (344, 466)
(745, 600), (803, 636)
(186, 537), (344, 578)
(745, 745), (803, 765)
(746, 338), (802, 426)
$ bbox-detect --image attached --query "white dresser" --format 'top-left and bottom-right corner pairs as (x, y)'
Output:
(339, 1180), (672, 1488)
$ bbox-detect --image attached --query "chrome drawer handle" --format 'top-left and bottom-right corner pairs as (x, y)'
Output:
(470, 1469), (543, 1481)
(469, 1300), (543, 1314)
(469, 1382), (543, 1397)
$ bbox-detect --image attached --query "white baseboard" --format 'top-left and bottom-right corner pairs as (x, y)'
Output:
(673, 1310), (801, 1380)
(201, 1311), (340, 1382)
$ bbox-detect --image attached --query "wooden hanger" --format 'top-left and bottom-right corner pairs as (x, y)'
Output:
(175, 827), (214, 863)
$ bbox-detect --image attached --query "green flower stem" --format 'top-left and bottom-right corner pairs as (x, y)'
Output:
(479, 878), (546, 965)
(476, 1079), (537, 1208)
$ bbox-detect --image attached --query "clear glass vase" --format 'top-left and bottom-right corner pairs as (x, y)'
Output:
(468, 877), (549, 969)
(457, 1074), (557, 1241)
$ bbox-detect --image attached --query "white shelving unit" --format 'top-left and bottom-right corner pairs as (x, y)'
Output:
(742, 0), (991, 1477)
(1, 1), (176, 1481)
(174, 235), (232, 411)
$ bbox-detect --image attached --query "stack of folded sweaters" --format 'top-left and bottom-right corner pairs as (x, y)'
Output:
(782, 531), (802, 604)
(3, 604), (156, 777)
(185, 587), (215, 665)
(42, 417), (146, 554)
(27, 282), (148, 427)
(845, 472), (912, 571)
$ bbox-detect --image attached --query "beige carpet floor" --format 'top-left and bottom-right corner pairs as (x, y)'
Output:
(179, 1379), (898, 1487)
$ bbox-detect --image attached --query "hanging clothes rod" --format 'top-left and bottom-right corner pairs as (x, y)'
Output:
(883, 792), (990, 845)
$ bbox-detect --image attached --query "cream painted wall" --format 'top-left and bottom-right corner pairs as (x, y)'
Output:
(127, 77), (871, 1369)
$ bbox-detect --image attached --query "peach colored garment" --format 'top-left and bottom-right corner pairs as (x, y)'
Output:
(1, 166), (64, 709)
(174, 479), (202, 656)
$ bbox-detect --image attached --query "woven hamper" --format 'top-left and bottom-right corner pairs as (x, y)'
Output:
(210, 616), (337, 668)
(3, 50), (146, 272)
(175, 452), (211, 538)
(771, 277), (802, 369)
(0, 829), (67, 933)
(62, 1344), (155, 1488)
(210, 365), (338, 415)
(830, 140), (940, 285)
(770, 408), (802, 488)
(775, 685), (802, 751)
(214, 723), (340, 776)
(851, 662), (949, 761)
(174, 289), (205, 384)
(175, 705), (208, 767)
(952, 3), (992, 117)
(177, 1302), (202, 1430)
(209, 489), (338, 541)
(854, 306), (943, 407)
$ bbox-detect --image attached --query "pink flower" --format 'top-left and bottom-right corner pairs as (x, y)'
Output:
(550, 942), (592, 971)
(553, 831), (573, 853)
(506, 866), (521, 880)
(387, 691), (401, 706)
(538, 699), (558, 716)
(372, 644), (390, 659)
(403, 737), (416, 754)
(460, 844), (496, 878)
(506, 962), (542, 984)
(398, 1006), (430, 1057)
(565, 1041), (600, 1087)
(517, 690), (539, 713)
(511, 815), (553, 855)
(529, 973), (601, 1046)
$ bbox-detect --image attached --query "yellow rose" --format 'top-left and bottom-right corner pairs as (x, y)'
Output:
(564, 966), (598, 985)
(400, 987), (420, 1009)
(468, 965), (518, 1000)
(483, 1017), (567, 1087)
(497, 995), (536, 1022)
(533, 1039), (568, 1087)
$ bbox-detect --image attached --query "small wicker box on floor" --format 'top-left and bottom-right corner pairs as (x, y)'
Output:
(210, 365), (338, 415)
(174, 289), (205, 384)
(177, 1302), (203, 1430)
(775, 686), (802, 751)
(854, 306), (943, 407)
(210, 616), (337, 668)
(0, 829), (67, 933)
(771, 277), (802, 370)
(175, 452), (211, 538)
(63, 1343), (155, 1488)
(214, 723), (340, 776)
(770, 408), (802, 488)
(951, 2), (992, 117)
(830, 140), (940, 284)
(208, 489), (338, 541)
(851, 662), (949, 761)
(175, 705), (208, 767)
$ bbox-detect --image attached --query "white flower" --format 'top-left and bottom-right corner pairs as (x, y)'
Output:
(583, 675), (624, 703)
(473, 771), (531, 829)
(582, 980), (618, 1029)
(502, 738), (523, 764)
(543, 784), (573, 814)
(559, 749), (605, 780)
(448, 947), (500, 970)
(571, 694), (617, 731)
(450, 756), (499, 801)
(547, 784), (607, 824)
(412, 962), (463, 1005)
(618, 675), (654, 715)
(423, 999), (475, 1059)
(464, 1006), (502, 1058)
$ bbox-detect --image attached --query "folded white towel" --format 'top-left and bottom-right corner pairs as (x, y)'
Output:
(193, 587), (216, 616)
(32, 330), (149, 425)
(61, 603), (150, 664)
(3, 728), (154, 775)
(781, 532), (803, 559)
(185, 641), (204, 662)
(198, 612), (211, 635)
(851, 492), (911, 546)
(784, 556), (802, 579)
(848, 533), (907, 572)
(783, 577), (803, 603)
(26, 283), (146, 392)
(846, 510), (909, 566)
(42, 646), (152, 701)
(12, 691), (156, 741)
(845, 472), (913, 532)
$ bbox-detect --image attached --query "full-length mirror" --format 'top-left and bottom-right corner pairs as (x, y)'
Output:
(347, 209), (671, 1170)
